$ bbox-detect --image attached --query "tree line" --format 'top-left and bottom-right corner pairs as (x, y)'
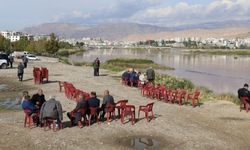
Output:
(0, 33), (74, 55)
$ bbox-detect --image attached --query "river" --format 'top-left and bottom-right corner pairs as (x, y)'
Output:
(69, 48), (250, 94)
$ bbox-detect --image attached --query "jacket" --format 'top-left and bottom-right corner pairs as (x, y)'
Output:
(40, 98), (63, 121)
(31, 93), (46, 109)
(73, 100), (88, 113)
(87, 97), (100, 108)
(17, 63), (24, 74)
(238, 88), (250, 99)
(146, 68), (155, 80)
(22, 100), (39, 112)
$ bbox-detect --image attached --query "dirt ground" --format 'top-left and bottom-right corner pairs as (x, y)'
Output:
(0, 57), (250, 150)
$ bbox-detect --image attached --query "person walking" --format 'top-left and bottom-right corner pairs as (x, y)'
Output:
(8, 54), (14, 68)
(17, 62), (25, 81)
(238, 83), (250, 104)
(22, 55), (28, 68)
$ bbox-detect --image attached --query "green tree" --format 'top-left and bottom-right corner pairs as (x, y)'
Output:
(0, 35), (11, 52)
(45, 33), (59, 54)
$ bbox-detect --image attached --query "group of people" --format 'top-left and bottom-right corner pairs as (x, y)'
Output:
(121, 67), (155, 87)
(67, 90), (115, 127)
(238, 83), (250, 105)
(22, 88), (116, 128)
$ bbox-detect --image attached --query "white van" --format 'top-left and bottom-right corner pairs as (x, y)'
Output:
(12, 51), (30, 58)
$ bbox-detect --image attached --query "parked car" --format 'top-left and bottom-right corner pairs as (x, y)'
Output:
(26, 54), (40, 60)
(0, 53), (9, 66)
(12, 51), (30, 58)
(0, 59), (7, 69)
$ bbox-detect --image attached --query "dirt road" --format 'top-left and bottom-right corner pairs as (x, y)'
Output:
(0, 57), (249, 150)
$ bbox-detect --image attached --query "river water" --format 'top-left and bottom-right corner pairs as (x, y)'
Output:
(69, 48), (250, 94)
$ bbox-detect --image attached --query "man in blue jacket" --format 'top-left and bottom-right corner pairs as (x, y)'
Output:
(22, 95), (39, 115)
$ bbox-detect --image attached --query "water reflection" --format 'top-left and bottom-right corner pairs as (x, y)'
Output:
(70, 48), (250, 94)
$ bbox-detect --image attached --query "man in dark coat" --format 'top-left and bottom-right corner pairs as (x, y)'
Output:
(31, 89), (46, 109)
(238, 83), (250, 104)
(146, 67), (155, 83)
(96, 58), (100, 76)
(67, 95), (88, 126)
(17, 62), (25, 81)
(87, 92), (100, 108)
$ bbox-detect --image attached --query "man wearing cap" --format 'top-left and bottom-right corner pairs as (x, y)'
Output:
(238, 83), (250, 104)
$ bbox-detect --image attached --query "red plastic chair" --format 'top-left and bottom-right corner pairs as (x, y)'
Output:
(105, 104), (116, 123)
(164, 89), (172, 103)
(115, 100), (128, 119)
(121, 105), (135, 125)
(41, 67), (49, 83)
(77, 108), (88, 128)
(240, 97), (249, 113)
(175, 90), (187, 106)
(88, 107), (100, 125)
(138, 102), (154, 122)
(23, 109), (34, 128)
(122, 77), (129, 86)
(43, 117), (63, 132)
(186, 90), (201, 107)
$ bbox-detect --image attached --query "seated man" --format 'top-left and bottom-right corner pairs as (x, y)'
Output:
(31, 89), (46, 109)
(122, 69), (130, 80)
(130, 69), (139, 86)
(238, 83), (250, 104)
(100, 90), (115, 120)
(87, 92), (100, 108)
(67, 95), (88, 126)
(40, 96), (63, 127)
(22, 95), (39, 126)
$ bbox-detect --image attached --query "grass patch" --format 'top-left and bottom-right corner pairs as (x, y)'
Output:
(57, 48), (85, 57)
(58, 56), (92, 66)
(155, 74), (240, 104)
(101, 58), (174, 72)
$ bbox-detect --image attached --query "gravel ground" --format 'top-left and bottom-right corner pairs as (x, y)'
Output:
(0, 56), (250, 150)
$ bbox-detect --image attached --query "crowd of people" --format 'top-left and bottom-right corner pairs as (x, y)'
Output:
(22, 88), (117, 129)
(121, 67), (155, 87)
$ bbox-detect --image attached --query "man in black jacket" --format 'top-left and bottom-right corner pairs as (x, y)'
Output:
(146, 67), (155, 84)
(31, 89), (46, 109)
(238, 83), (250, 104)
(67, 95), (88, 126)
(87, 92), (100, 108)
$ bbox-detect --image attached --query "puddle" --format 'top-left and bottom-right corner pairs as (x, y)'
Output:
(0, 84), (8, 92)
(131, 137), (160, 150)
(0, 98), (22, 110)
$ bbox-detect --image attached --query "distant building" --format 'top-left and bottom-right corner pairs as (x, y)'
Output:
(0, 30), (33, 42)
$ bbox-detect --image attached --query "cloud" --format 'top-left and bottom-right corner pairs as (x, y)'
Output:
(130, 0), (250, 26)
(52, 0), (250, 26)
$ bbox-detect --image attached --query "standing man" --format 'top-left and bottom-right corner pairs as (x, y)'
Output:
(96, 58), (100, 76)
(22, 55), (29, 68)
(93, 59), (98, 76)
(17, 62), (25, 81)
(8, 54), (14, 68)
(146, 67), (155, 84)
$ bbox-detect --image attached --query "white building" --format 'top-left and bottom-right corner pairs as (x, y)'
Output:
(0, 31), (33, 42)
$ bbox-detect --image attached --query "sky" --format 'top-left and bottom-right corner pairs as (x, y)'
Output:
(0, 0), (250, 30)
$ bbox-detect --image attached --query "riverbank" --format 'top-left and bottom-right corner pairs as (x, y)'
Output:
(0, 57), (250, 150)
